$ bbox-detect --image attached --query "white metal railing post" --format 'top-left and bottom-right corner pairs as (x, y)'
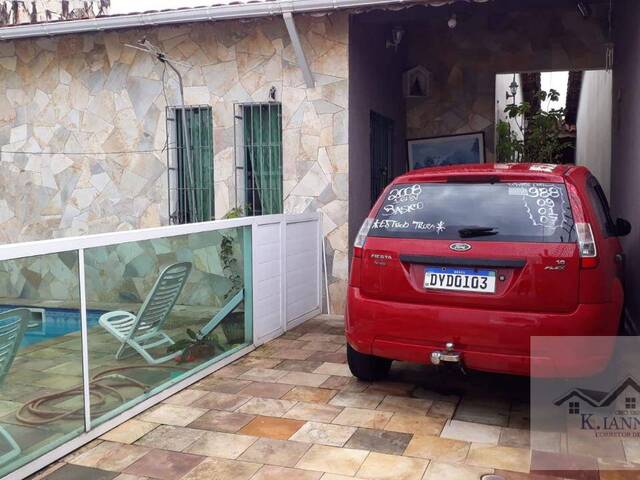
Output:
(77, 249), (92, 432)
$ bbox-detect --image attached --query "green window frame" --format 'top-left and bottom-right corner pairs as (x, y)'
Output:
(239, 103), (283, 216)
(167, 106), (214, 224)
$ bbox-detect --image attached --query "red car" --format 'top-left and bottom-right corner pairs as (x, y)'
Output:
(346, 164), (631, 378)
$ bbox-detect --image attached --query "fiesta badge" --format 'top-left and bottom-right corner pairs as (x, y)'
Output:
(449, 242), (471, 252)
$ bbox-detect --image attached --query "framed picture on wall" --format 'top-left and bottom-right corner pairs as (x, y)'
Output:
(407, 132), (485, 170)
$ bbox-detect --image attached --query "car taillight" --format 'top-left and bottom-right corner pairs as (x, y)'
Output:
(576, 222), (599, 269)
(353, 218), (373, 258)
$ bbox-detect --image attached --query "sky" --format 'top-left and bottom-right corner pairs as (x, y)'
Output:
(540, 71), (569, 112)
(110, 0), (222, 14)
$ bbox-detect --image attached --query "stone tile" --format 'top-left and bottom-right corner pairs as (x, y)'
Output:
(42, 464), (119, 480)
(236, 397), (297, 417)
(100, 419), (157, 444)
(183, 430), (257, 459)
(454, 398), (510, 427)
(188, 409), (255, 433)
(139, 404), (207, 427)
(441, 419), (501, 445)
(404, 435), (470, 463)
(356, 452), (429, 480)
(277, 360), (326, 373)
(284, 402), (343, 422)
(330, 392), (384, 410)
(332, 407), (392, 429)
(212, 365), (250, 379)
(290, 421), (356, 447)
(238, 381), (293, 399)
(283, 386), (338, 404)
(239, 438), (311, 467)
(344, 428), (412, 455)
(308, 352), (348, 364)
(423, 461), (494, 480)
(321, 376), (355, 390)
(277, 371), (331, 387)
(252, 465), (322, 480)
(238, 367), (288, 382)
(239, 415), (306, 440)
(163, 389), (209, 406)
(376, 395), (432, 416)
(466, 444), (531, 473)
(124, 449), (205, 480)
(428, 401), (457, 419)
(234, 357), (283, 370)
(135, 425), (205, 451)
(384, 414), (445, 436)
(191, 391), (251, 411)
(500, 427), (531, 448)
(313, 362), (352, 377)
(180, 457), (261, 480)
(69, 441), (150, 472)
(195, 378), (252, 394)
(296, 444), (369, 476)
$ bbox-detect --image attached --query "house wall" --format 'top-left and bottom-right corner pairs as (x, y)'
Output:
(347, 15), (407, 259)
(576, 70), (612, 198)
(612, 0), (640, 328)
(0, 13), (349, 312)
(404, 2), (608, 163)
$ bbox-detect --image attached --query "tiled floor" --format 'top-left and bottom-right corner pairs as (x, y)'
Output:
(30, 316), (637, 480)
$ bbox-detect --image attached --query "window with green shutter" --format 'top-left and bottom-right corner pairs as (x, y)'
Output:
(167, 106), (214, 224)
(235, 102), (283, 216)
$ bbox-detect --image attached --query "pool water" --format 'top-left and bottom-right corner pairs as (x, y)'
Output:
(0, 306), (106, 347)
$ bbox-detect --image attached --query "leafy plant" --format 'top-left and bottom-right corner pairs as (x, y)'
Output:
(167, 328), (223, 363)
(498, 89), (572, 164)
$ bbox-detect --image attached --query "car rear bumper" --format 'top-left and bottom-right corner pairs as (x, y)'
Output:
(346, 287), (621, 377)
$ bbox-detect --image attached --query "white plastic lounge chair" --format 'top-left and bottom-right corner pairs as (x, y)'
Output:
(99, 262), (192, 365)
(0, 308), (30, 466)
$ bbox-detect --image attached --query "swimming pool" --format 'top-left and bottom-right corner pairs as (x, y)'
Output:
(0, 306), (107, 347)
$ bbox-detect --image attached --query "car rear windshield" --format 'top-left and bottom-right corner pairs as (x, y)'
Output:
(369, 182), (576, 243)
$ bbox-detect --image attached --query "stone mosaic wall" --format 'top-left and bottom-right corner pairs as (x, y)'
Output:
(0, 13), (349, 312)
(405, 5), (607, 162)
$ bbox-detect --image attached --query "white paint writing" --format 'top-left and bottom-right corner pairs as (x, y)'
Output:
(387, 184), (422, 204)
(381, 202), (424, 216)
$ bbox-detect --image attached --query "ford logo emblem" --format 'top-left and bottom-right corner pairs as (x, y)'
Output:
(449, 242), (471, 252)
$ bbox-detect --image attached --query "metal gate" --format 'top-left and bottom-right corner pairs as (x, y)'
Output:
(370, 111), (394, 206)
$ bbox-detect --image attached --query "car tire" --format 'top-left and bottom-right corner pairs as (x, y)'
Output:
(347, 343), (392, 381)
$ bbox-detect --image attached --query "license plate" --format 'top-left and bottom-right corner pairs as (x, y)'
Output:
(424, 267), (496, 293)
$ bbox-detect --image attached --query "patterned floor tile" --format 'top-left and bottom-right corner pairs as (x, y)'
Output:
(283, 386), (338, 404)
(179, 457), (261, 480)
(423, 461), (494, 480)
(383, 414), (445, 436)
(139, 404), (207, 427)
(296, 444), (369, 476)
(99, 419), (157, 444)
(284, 402), (343, 422)
(290, 421), (356, 447)
(135, 425), (204, 451)
(376, 395), (432, 416)
(329, 392), (384, 410)
(277, 360), (326, 373)
(466, 444), (531, 473)
(238, 368), (289, 382)
(238, 381), (293, 399)
(183, 430), (257, 459)
(238, 415), (306, 440)
(441, 419), (502, 445)
(313, 363), (352, 377)
(190, 391), (251, 411)
(194, 378), (253, 393)
(236, 397), (297, 417)
(187, 409), (255, 433)
(277, 371), (331, 387)
(344, 428), (412, 455)
(124, 449), (205, 480)
(356, 452), (428, 480)
(404, 434), (470, 463)
(162, 389), (209, 406)
(68, 441), (150, 472)
(251, 465), (322, 480)
(42, 464), (119, 480)
(239, 438), (311, 467)
(332, 407), (392, 429)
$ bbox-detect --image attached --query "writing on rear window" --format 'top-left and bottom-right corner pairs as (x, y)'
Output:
(370, 182), (576, 243)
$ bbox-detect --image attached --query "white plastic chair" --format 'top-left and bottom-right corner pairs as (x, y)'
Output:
(0, 308), (30, 466)
(99, 262), (192, 365)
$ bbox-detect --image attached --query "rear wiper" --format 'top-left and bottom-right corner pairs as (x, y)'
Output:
(458, 226), (499, 238)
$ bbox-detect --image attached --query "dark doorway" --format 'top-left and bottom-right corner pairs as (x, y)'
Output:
(370, 111), (394, 206)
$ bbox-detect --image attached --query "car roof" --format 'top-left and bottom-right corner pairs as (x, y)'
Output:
(395, 163), (584, 183)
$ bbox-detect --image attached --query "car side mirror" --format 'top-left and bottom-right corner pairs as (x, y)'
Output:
(615, 218), (632, 237)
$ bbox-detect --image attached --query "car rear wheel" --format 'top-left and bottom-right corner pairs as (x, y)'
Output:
(347, 344), (392, 381)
